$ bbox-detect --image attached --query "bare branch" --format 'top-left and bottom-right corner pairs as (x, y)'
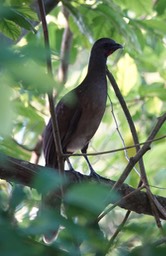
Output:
(64, 135), (166, 157)
(106, 68), (165, 241)
(0, 152), (165, 220)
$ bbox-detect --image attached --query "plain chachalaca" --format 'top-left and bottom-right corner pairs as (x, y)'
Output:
(43, 37), (122, 173)
(42, 38), (122, 242)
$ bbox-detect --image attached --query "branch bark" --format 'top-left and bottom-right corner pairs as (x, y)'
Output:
(0, 152), (165, 220)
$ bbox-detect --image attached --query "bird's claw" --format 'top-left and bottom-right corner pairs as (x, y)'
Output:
(89, 168), (102, 182)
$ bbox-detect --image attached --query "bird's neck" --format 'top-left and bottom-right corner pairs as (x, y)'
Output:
(87, 52), (107, 77)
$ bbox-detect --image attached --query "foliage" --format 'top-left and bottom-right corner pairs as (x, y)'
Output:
(0, 0), (166, 255)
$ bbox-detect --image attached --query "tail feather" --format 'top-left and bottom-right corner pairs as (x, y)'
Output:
(42, 193), (62, 243)
(42, 121), (62, 243)
(43, 230), (59, 244)
(43, 119), (58, 168)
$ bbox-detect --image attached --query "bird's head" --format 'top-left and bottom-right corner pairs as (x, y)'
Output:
(92, 38), (123, 58)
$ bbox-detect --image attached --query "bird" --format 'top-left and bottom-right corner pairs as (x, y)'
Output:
(42, 38), (122, 242)
(43, 37), (122, 174)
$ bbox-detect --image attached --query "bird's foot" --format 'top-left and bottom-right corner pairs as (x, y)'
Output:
(69, 166), (76, 173)
(68, 167), (81, 182)
(83, 155), (102, 181)
(89, 168), (102, 182)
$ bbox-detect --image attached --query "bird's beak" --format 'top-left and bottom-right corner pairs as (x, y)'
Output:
(112, 43), (123, 51)
(108, 43), (123, 56)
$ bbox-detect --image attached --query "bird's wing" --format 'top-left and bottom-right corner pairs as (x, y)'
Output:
(57, 90), (82, 151)
(43, 90), (82, 167)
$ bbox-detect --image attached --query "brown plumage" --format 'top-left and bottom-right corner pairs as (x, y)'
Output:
(42, 38), (122, 243)
(43, 38), (122, 172)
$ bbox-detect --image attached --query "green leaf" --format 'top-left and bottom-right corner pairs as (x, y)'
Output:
(9, 185), (27, 210)
(96, 3), (143, 52)
(10, 8), (36, 32)
(33, 168), (66, 195)
(131, 244), (166, 256)
(0, 18), (21, 40)
(0, 83), (13, 136)
(65, 1), (93, 42)
(9, 60), (56, 94)
(0, 4), (37, 40)
(0, 137), (31, 160)
(139, 19), (166, 35)
(154, 0), (166, 15)
(115, 0), (153, 15)
(139, 83), (166, 101)
(13, 6), (38, 21)
(65, 182), (118, 214)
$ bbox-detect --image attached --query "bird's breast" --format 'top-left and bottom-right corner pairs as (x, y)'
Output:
(66, 80), (107, 152)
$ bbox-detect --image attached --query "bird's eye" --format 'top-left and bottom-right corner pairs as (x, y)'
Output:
(104, 43), (111, 49)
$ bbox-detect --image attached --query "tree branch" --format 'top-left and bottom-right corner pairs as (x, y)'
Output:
(106, 69), (166, 231)
(0, 152), (165, 220)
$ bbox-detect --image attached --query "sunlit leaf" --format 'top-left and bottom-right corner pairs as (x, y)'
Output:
(0, 18), (21, 40)
(139, 83), (166, 101)
(140, 19), (166, 35)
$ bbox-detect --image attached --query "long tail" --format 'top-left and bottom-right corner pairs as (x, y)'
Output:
(42, 120), (62, 243)
(42, 193), (61, 243)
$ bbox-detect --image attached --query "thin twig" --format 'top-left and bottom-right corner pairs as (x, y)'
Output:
(112, 113), (166, 202)
(106, 70), (166, 225)
(106, 68), (165, 245)
(106, 67), (145, 246)
(106, 68), (147, 185)
(99, 185), (145, 254)
(64, 135), (166, 157)
(108, 94), (140, 176)
(105, 211), (131, 252)
(58, 5), (73, 84)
